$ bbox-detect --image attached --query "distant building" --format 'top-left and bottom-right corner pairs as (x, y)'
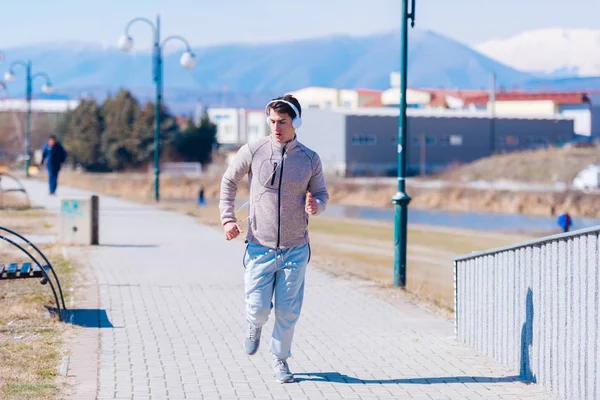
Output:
(587, 94), (600, 139)
(384, 73), (489, 109)
(207, 108), (246, 145)
(381, 82), (488, 110)
(0, 98), (79, 118)
(206, 87), (385, 145)
(381, 87), (432, 108)
(290, 86), (382, 109)
(206, 107), (268, 146)
(464, 92), (595, 137)
(246, 110), (268, 144)
(297, 107), (575, 177)
(424, 89), (490, 110)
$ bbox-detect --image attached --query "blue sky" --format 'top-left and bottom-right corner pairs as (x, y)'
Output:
(0, 0), (598, 49)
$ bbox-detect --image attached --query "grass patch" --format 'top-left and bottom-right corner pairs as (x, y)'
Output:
(0, 208), (55, 235)
(0, 207), (75, 399)
(308, 217), (392, 242)
(0, 192), (31, 211)
(439, 146), (600, 184)
(6, 384), (59, 395)
(307, 217), (532, 313)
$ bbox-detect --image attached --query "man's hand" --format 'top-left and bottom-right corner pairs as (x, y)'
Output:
(305, 192), (318, 215)
(224, 221), (243, 241)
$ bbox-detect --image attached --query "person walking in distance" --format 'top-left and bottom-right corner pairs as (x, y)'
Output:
(557, 212), (572, 233)
(197, 185), (206, 207)
(40, 135), (67, 196)
(219, 94), (329, 383)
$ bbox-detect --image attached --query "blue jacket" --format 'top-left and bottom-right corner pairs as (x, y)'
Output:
(557, 214), (572, 230)
(41, 141), (67, 171)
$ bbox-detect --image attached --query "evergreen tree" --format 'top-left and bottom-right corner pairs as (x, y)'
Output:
(175, 113), (218, 165)
(101, 89), (140, 171)
(130, 102), (179, 167)
(62, 99), (103, 170)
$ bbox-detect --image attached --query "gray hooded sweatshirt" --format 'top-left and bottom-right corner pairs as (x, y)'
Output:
(219, 135), (329, 249)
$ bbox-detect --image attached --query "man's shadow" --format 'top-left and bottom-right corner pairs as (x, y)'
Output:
(297, 288), (537, 386)
(520, 288), (536, 383)
(293, 373), (523, 384)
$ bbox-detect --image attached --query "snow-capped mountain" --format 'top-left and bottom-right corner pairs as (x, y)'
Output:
(9, 27), (600, 112)
(0, 29), (532, 96)
(474, 28), (600, 77)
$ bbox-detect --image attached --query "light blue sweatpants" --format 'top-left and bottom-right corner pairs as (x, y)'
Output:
(244, 242), (310, 360)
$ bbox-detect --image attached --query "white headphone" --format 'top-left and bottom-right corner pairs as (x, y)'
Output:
(265, 99), (303, 129)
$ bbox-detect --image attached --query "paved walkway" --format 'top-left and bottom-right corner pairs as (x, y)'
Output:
(22, 180), (554, 399)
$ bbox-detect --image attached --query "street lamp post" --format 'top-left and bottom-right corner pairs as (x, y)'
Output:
(392, 0), (416, 288)
(4, 61), (54, 177)
(119, 14), (197, 202)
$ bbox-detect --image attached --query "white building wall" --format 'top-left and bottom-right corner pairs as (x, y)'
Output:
(381, 88), (431, 107)
(208, 108), (242, 145)
(291, 87), (364, 109)
(560, 109), (591, 136)
(291, 87), (340, 109)
(246, 111), (268, 144)
(490, 100), (556, 115)
(0, 98), (80, 112)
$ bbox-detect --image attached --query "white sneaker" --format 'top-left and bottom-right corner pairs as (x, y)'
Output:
(273, 358), (294, 383)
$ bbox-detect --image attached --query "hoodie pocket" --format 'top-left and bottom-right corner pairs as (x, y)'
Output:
(281, 198), (310, 244)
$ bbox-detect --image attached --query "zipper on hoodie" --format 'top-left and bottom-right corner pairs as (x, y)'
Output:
(270, 162), (277, 185)
(276, 146), (286, 248)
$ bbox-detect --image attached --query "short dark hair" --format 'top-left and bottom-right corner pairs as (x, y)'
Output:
(267, 94), (301, 120)
(49, 135), (57, 140)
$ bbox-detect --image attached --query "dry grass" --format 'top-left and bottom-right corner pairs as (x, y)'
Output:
(0, 209), (55, 235)
(0, 208), (75, 400)
(306, 217), (532, 313)
(439, 146), (600, 184)
(0, 192), (31, 210)
(408, 186), (600, 218)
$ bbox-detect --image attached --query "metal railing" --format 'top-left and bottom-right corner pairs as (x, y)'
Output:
(454, 226), (600, 399)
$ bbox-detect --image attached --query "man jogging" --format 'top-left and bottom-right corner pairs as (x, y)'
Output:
(219, 94), (329, 383)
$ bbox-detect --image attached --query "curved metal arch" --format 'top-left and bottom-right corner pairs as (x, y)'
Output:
(31, 72), (52, 85)
(124, 17), (157, 37)
(0, 234), (64, 321)
(8, 60), (28, 73)
(0, 225), (66, 310)
(161, 35), (193, 52)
